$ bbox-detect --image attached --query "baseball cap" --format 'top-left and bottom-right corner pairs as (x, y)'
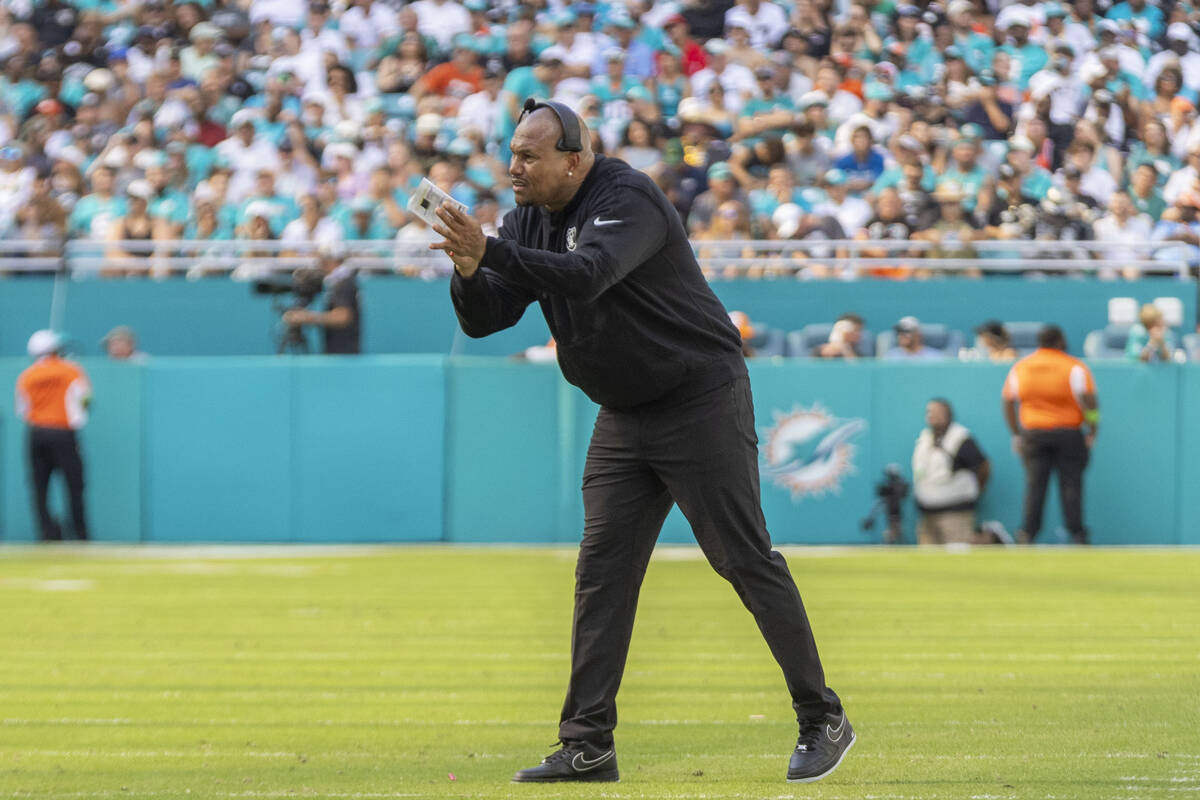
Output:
(823, 168), (848, 186)
(27, 330), (63, 359)
(798, 90), (830, 109)
(772, 203), (805, 239)
(704, 38), (730, 55)
(1008, 135), (1035, 153)
(1167, 22), (1193, 41)
(707, 161), (733, 180)
(126, 179), (154, 200)
(895, 316), (920, 333)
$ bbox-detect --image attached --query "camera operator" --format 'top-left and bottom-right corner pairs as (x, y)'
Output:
(281, 248), (361, 354)
(911, 398), (990, 545)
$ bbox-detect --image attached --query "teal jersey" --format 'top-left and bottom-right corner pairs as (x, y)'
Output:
(1125, 145), (1179, 187)
(1021, 167), (1053, 201)
(497, 67), (549, 143)
(655, 76), (687, 119)
(939, 165), (989, 212)
(957, 31), (994, 75)
(873, 164), (937, 193)
(185, 144), (218, 188)
(589, 75), (644, 107)
(999, 42), (1048, 89)
(67, 194), (127, 238)
(149, 190), (191, 226)
(0, 78), (47, 120)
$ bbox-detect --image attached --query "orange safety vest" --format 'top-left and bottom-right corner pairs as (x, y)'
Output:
(15, 356), (91, 430)
(1002, 348), (1096, 430)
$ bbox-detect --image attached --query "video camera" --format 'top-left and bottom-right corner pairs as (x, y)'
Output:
(252, 267), (325, 307)
(860, 464), (910, 544)
(251, 267), (326, 354)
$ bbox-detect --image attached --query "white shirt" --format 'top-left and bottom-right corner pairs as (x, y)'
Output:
(1027, 69), (1085, 126)
(724, 1), (789, 49)
(248, 0), (307, 28)
(339, 2), (400, 49)
(811, 195), (873, 237)
(457, 90), (502, 141)
(690, 63), (757, 114)
(1078, 165), (1117, 206)
(1163, 165), (1199, 205)
(1145, 50), (1200, 93)
(410, 0), (471, 51)
(1092, 212), (1153, 263)
(281, 216), (343, 246)
(215, 136), (282, 202)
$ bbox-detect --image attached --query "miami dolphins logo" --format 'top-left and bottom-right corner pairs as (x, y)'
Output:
(761, 405), (868, 499)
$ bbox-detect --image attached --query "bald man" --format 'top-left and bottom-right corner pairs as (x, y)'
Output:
(432, 101), (852, 785)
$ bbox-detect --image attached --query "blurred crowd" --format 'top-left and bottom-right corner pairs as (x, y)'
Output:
(4, 0), (1200, 277)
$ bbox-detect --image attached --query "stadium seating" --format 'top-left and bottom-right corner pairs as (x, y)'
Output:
(785, 323), (876, 359)
(874, 324), (964, 359)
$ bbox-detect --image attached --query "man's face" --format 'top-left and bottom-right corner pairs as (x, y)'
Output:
(899, 328), (922, 350)
(852, 130), (871, 153)
(509, 112), (576, 208)
(925, 401), (950, 433)
(107, 335), (134, 360)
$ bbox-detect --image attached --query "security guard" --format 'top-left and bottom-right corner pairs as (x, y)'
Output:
(1003, 324), (1099, 544)
(15, 330), (91, 541)
(431, 99), (851, 785)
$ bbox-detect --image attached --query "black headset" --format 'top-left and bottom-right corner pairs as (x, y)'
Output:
(519, 97), (583, 152)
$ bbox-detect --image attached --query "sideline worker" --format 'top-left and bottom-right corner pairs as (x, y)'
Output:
(1002, 325), (1099, 544)
(431, 98), (852, 785)
(15, 330), (92, 541)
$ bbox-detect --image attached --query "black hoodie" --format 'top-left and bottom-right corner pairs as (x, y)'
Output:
(451, 155), (746, 410)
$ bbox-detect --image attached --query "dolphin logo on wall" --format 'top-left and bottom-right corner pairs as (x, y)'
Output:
(760, 405), (868, 499)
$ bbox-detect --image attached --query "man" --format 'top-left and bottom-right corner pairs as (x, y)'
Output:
(1003, 325), (1099, 544)
(813, 313), (866, 359)
(15, 330), (91, 541)
(102, 326), (147, 362)
(281, 248), (362, 354)
(884, 316), (944, 360)
(912, 399), (990, 545)
(430, 100), (851, 784)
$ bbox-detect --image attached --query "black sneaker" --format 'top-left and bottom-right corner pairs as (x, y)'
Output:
(786, 710), (855, 783)
(512, 740), (619, 783)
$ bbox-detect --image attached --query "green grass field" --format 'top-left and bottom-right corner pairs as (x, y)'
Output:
(1, 545), (1197, 799)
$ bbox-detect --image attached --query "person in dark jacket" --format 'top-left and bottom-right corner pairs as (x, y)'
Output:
(431, 99), (852, 785)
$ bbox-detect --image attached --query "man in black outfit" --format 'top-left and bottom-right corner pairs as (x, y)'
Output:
(430, 98), (852, 784)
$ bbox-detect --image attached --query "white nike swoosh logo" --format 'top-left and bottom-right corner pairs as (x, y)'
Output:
(826, 713), (846, 743)
(571, 750), (614, 772)
(593, 218), (621, 226)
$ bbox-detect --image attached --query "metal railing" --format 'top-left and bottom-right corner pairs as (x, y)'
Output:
(0, 238), (1194, 279)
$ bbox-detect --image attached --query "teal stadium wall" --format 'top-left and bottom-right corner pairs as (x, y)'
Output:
(0, 276), (1193, 358)
(0, 356), (1196, 546)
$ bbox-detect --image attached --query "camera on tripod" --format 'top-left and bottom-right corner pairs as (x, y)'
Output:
(860, 464), (910, 544)
(252, 267), (326, 354)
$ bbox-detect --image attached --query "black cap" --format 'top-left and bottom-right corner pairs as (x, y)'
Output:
(975, 319), (1007, 338)
(1062, 164), (1082, 179)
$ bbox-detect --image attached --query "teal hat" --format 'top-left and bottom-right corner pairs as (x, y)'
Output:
(553, 10), (577, 26)
(960, 122), (984, 141)
(446, 137), (474, 156)
(464, 0), (487, 9)
(625, 84), (652, 102)
(823, 168), (847, 186)
(451, 32), (477, 51)
(864, 83), (894, 102)
(350, 196), (376, 213)
(605, 12), (636, 29)
(707, 161), (733, 180)
(1044, 2), (1068, 19)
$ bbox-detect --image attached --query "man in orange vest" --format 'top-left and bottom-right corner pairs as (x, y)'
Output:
(14, 330), (92, 541)
(1002, 325), (1099, 545)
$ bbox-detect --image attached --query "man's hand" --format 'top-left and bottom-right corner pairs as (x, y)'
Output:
(430, 202), (487, 278)
(282, 309), (310, 327)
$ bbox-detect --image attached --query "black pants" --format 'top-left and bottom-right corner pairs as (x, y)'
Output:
(28, 426), (88, 541)
(558, 377), (841, 746)
(1020, 428), (1088, 543)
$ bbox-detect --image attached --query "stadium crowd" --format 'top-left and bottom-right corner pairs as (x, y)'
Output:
(2, 0), (1200, 277)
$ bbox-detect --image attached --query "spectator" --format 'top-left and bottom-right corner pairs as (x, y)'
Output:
(915, 182), (978, 261)
(102, 325), (147, 362)
(911, 398), (990, 545)
(1125, 304), (1176, 363)
(1003, 325), (1098, 545)
(0, 145), (36, 238)
(688, 161), (747, 236)
(973, 320), (1018, 362)
(884, 316), (945, 360)
(833, 126), (886, 196)
(1151, 192), (1200, 268)
(813, 313), (865, 359)
(809, 168), (871, 241)
(15, 330), (90, 541)
(1129, 163), (1166, 222)
(1092, 191), (1153, 278)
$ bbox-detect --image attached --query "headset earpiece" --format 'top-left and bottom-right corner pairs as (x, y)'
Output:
(519, 97), (584, 153)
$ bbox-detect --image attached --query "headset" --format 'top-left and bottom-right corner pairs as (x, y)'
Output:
(519, 97), (583, 152)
